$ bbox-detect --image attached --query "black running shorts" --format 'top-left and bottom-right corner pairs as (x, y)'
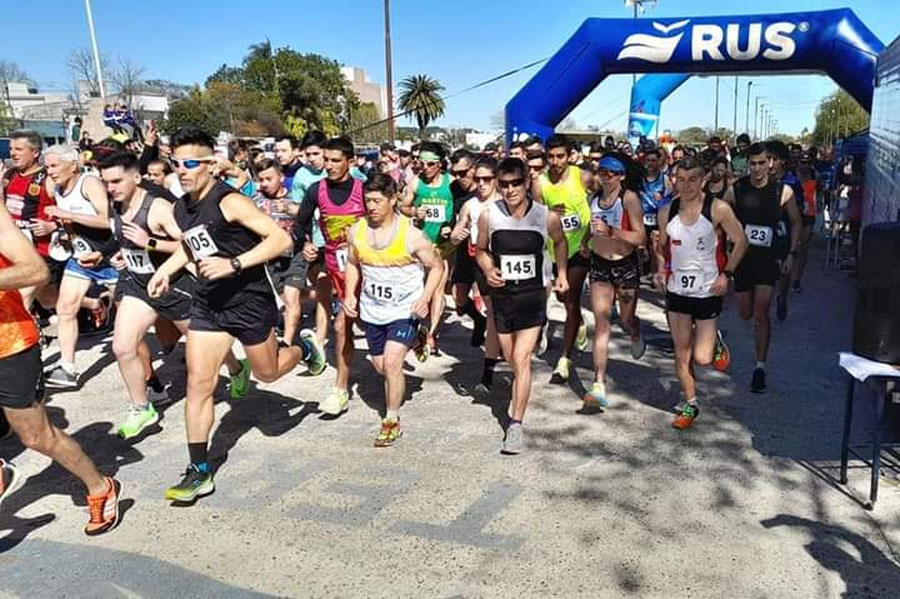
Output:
(0, 344), (44, 409)
(189, 292), (278, 347)
(589, 252), (640, 289)
(492, 288), (547, 334)
(666, 292), (722, 321)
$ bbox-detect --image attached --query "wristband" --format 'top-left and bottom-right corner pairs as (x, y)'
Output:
(230, 257), (243, 274)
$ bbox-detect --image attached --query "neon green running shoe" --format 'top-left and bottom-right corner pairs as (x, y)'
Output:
(164, 464), (214, 502)
(117, 403), (159, 440)
(575, 322), (589, 352)
(319, 388), (349, 416)
(374, 418), (403, 447)
(583, 381), (609, 409)
(229, 359), (250, 400)
(299, 329), (326, 376)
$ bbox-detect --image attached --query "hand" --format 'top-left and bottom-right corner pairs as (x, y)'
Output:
(591, 218), (610, 237)
(653, 272), (666, 292)
(410, 296), (429, 319)
(440, 226), (452, 240)
(780, 255), (794, 275)
(43, 206), (67, 220)
(415, 207), (427, 221)
(342, 295), (359, 319)
(78, 251), (104, 269)
(28, 219), (57, 237)
(450, 226), (469, 244)
(110, 251), (126, 271)
(145, 120), (158, 146)
(709, 272), (729, 296)
(302, 242), (318, 262)
(552, 205), (566, 216)
(553, 274), (569, 295)
(121, 221), (150, 248)
(198, 257), (238, 280)
(147, 272), (169, 298)
(485, 267), (505, 288)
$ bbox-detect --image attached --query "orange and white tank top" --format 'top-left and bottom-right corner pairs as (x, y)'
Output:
(0, 255), (39, 359)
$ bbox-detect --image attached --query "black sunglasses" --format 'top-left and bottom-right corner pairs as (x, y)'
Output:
(451, 169), (471, 177)
(498, 178), (525, 189)
(474, 175), (495, 183)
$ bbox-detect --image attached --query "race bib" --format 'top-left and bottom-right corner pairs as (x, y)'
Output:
(500, 254), (536, 281)
(122, 247), (155, 275)
(183, 225), (219, 259)
(364, 281), (396, 302)
(71, 236), (92, 258)
(5, 197), (24, 216)
(673, 269), (702, 293)
(745, 224), (773, 248)
(423, 204), (446, 223)
(643, 212), (658, 227)
(560, 213), (582, 232)
(335, 247), (349, 272)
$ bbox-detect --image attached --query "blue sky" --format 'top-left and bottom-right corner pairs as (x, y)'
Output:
(5, 0), (898, 136)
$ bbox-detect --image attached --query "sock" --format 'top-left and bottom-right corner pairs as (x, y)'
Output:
(756, 361), (766, 370)
(686, 397), (698, 405)
(188, 443), (208, 472)
(61, 361), (76, 374)
(481, 358), (499, 386)
(386, 410), (399, 422)
(509, 418), (522, 427)
(147, 374), (164, 393)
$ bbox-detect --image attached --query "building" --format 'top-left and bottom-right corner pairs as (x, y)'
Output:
(341, 67), (387, 117)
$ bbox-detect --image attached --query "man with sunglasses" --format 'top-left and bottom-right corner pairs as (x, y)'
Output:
(401, 141), (455, 355)
(533, 134), (590, 384)
(476, 158), (568, 454)
(449, 149), (487, 347)
(147, 127), (323, 503)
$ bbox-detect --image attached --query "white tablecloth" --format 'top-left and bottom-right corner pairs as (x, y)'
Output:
(839, 352), (900, 382)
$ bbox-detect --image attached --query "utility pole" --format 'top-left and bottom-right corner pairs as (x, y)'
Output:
(732, 76), (738, 138)
(714, 77), (720, 132)
(383, 0), (395, 144)
(745, 81), (753, 134)
(754, 96), (765, 140)
(83, 0), (105, 98)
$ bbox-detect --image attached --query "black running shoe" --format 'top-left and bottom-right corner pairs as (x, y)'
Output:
(776, 296), (787, 322)
(750, 367), (767, 394)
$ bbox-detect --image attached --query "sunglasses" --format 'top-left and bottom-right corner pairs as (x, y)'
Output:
(423, 161), (440, 168)
(528, 164), (544, 171)
(451, 169), (471, 177)
(498, 178), (525, 189)
(171, 157), (215, 169)
(474, 175), (495, 183)
(596, 169), (621, 179)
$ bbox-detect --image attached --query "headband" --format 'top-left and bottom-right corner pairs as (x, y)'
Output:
(597, 156), (626, 173)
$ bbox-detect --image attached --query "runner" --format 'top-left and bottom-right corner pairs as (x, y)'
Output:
(731, 143), (802, 393)
(789, 150), (818, 293)
(147, 127), (324, 503)
(42, 145), (117, 388)
(582, 154), (647, 408)
(451, 157), (502, 393)
(295, 136), (368, 416)
(703, 156), (731, 201)
(342, 174), (442, 446)
(638, 148), (674, 281)
(476, 158), (568, 454)
(655, 156), (747, 429)
(97, 151), (193, 439)
(0, 200), (122, 534)
(534, 134), (590, 383)
(402, 141), (455, 355)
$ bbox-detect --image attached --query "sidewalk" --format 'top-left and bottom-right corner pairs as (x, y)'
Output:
(1, 245), (898, 598)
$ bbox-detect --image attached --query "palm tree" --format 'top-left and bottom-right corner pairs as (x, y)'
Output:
(397, 74), (445, 141)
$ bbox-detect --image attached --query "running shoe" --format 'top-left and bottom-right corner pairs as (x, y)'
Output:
(45, 365), (78, 388)
(0, 459), (22, 508)
(712, 330), (731, 372)
(583, 381), (609, 409)
(164, 465), (214, 503)
(750, 367), (767, 394)
(298, 329), (326, 375)
(473, 382), (491, 397)
(229, 359), (250, 400)
(471, 314), (487, 347)
(776, 296), (788, 322)
(84, 477), (122, 536)
(374, 418), (403, 447)
(501, 423), (524, 455)
(536, 323), (549, 356)
(412, 324), (429, 363)
(117, 403), (159, 440)
(575, 322), (589, 353)
(630, 333), (646, 360)
(792, 281), (802, 294)
(672, 402), (699, 430)
(319, 388), (349, 416)
(672, 399), (690, 414)
(549, 356), (570, 384)
(146, 382), (171, 405)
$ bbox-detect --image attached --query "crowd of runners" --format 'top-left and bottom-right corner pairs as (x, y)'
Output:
(0, 124), (845, 536)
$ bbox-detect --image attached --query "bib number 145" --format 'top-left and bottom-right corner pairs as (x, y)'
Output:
(500, 254), (536, 281)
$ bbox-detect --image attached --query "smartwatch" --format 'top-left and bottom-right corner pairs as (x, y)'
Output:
(147, 237), (158, 250)
(724, 269), (734, 281)
(230, 257), (243, 274)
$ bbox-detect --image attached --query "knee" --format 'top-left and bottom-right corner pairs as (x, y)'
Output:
(112, 336), (138, 362)
(254, 368), (278, 383)
(382, 354), (404, 376)
(186, 371), (218, 399)
(56, 296), (81, 319)
(739, 306), (753, 321)
(18, 425), (54, 453)
(693, 351), (713, 367)
(753, 309), (769, 327)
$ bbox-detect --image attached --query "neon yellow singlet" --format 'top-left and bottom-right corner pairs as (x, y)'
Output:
(539, 165), (590, 258)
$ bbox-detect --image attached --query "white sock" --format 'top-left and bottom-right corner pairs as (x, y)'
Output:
(687, 397), (698, 405)
(756, 361), (766, 370)
(386, 410), (399, 422)
(61, 361), (76, 374)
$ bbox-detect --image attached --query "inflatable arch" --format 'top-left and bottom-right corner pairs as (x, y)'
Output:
(505, 9), (884, 146)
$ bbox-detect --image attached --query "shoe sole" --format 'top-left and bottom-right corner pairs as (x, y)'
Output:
(85, 479), (123, 536)
(582, 398), (608, 410)
(320, 402), (349, 416)
(374, 430), (403, 447)
(750, 388), (766, 394)
(45, 378), (78, 389)
(0, 466), (23, 508)
(631, 343), (646, 360)
(165, 480), (214, 503)
(500, 446), (522, 455)
(549, 375), (568, 385)
(118, 412), (160, 440)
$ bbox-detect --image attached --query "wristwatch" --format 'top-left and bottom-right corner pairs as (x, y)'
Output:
(147, 237), (158, 250)
(230, 257), (243, 274)
(724, 269), (734, 281)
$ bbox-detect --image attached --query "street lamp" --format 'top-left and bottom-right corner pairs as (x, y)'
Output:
(745, 81), (753, 134)
(754, 95), (767, 141)
(384, 0), (395, 143)
(83, 0), (105, 98)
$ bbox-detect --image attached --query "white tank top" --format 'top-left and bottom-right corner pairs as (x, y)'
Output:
(590, 192), (630, 230)
(665, 197), (722, 298)
(466, 195), (497, 246)
(54, 173), (99, 258)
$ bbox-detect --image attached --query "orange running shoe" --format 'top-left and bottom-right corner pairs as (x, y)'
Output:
(84, 477), (122, 536)
(712, 330), (731, 372)
(672, 403), (699, 430)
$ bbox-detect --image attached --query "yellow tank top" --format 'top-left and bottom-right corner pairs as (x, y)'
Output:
(540, 165), (590, 258)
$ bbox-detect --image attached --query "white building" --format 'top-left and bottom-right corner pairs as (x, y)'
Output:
(341, 67), (387, 118)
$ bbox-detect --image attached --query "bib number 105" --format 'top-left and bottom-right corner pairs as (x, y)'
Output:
(183, 225), (219, 259)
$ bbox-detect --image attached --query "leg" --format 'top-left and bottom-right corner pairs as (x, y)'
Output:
(382, 341), (409, 415)
(112, 296), (159, 408)
(692, 318), (719, 366)
(752, 285), (774, 362)
(791, 225), (814, 286)
(54, 273), (92, 369)
(668, 312), (697, 401)
(589, 282), (616, 386)
(334, 311), (355, 391)
(509, 326), (541, 422)
(184, 330), (234, 448)
(736, 290), (754, 322)
(483, 297), (501, 360)
(5, 404), (107, 496)
(560, 265), (588, 359)
(243, 330), (303, 382)
(616, 285), (640, 340)
(869, 380), (887, 507)
(427, 259), (449, 347)
(314, 269), (332, 346)
(281, 285), (302, 345)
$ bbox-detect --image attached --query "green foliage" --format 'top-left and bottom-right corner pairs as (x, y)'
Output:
(812, 90), (869, 147)
(397, 74), (446, 140)
(162, 87), (225, 137)
(349, 102), (389, 144)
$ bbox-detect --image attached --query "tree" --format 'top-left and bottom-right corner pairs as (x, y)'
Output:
(397, 74), (445, 140)
(0, 60), (32, 134)
(677, 126), (709, 145)
(110, 57), (145, 111)
(67, 47), (109, 97)
(349, 102), (389, 144)
(163, 87), (225, 136)
(812, 89), (869, 147)
(162, 84), (284, 137)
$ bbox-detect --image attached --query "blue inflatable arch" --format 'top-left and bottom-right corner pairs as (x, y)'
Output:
(505, 8), (884, 145)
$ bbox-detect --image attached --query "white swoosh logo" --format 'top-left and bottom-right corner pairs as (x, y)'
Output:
(617, 20), (690, 63)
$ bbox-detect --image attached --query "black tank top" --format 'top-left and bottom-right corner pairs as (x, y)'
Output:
(112, 190), (173, 286)
(733, 176), (782, 258)
(174, 179), (271, 309)
(702, 181), (727, 201)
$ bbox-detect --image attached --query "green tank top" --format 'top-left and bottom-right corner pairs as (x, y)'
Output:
(540, 165), (590, 258)
(413, 173), (454, 243)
